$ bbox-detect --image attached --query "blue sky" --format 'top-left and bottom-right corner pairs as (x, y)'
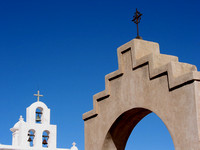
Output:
(0, 0), (199, 149)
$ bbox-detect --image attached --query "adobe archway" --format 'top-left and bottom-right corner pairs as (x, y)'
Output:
(83, 39), (200, 150)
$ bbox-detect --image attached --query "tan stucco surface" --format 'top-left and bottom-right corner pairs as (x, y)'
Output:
(83, 39), (200, 150)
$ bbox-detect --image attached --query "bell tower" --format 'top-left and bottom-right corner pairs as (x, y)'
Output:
(0, 90), (78, 150)
(10, 90), (57, 149)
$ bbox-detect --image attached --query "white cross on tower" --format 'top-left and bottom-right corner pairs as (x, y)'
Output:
(34, 90), (43, 102)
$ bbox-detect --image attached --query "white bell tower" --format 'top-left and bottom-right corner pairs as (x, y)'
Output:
(4, 90), (78, 150)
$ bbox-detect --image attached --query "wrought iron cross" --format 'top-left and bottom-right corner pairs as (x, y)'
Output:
(132, 8), (142, 39)
(34, 90), (43, 102)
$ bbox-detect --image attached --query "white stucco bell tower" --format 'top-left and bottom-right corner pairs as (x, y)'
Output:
(0, 90), (78, 150)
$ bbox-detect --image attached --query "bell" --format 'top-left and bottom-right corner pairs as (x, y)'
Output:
(36, 114), (41, 122)
(42, 139), (48, 145)
(28, 137), (32, 142)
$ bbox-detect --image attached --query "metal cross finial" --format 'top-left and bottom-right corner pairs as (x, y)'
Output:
(132, 8), (143, 39)
(34, 90), (43, 102)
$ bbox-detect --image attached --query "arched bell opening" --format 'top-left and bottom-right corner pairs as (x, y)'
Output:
(27, 129), (35, 147)
(102, 108), (174, 150)
(42, 130), (50, 148)
(35, 107), (43, 124)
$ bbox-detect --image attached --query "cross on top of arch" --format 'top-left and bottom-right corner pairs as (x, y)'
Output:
(34, 90), (43, 102)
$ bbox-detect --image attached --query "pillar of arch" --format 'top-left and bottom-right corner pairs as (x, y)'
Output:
(83, 39), (200, 150)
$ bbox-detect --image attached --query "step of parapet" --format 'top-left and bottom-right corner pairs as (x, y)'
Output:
(83, 39), (200, 121)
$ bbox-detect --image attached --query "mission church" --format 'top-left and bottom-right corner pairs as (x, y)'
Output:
(0, 90), (78, 150)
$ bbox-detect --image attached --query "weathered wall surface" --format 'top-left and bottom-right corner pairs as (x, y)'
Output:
(83, 39), (200, 150)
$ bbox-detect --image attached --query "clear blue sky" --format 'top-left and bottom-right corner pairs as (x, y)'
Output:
(0, 0), (199, 149)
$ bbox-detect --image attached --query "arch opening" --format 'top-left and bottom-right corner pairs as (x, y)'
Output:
(35, 107), (43, 124)
(27, 129), (35, 147)
(42, 130), (49, 148)
(125, 113), (174, 150)
(102, 108), (174, 150)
